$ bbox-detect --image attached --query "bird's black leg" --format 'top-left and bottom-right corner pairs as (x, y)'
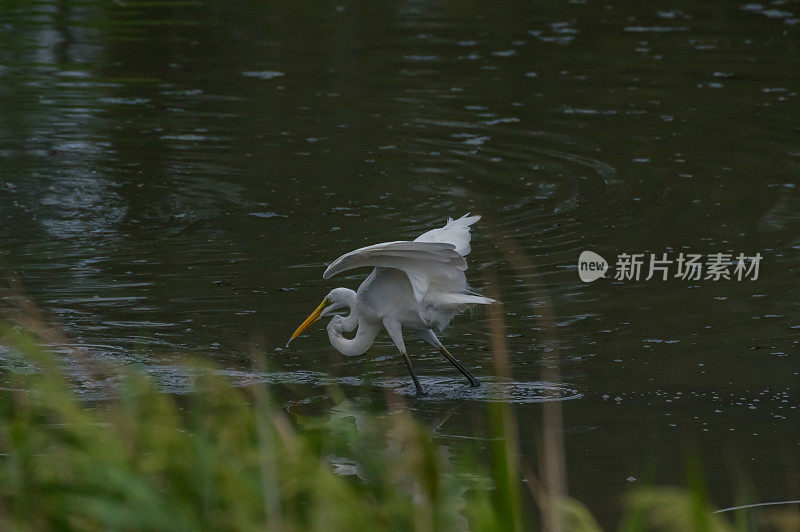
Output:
(438, 344), (480, 388)
(421, 329), (479, 387)
(400, 351), (423, 395)
(383, 318), (425, 395)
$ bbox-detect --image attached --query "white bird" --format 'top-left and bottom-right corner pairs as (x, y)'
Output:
(287, 214), (494, 394)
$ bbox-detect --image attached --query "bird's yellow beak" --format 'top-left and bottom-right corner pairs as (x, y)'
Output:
(287, 298), (332, 346)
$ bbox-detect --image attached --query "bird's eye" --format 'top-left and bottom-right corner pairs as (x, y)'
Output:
(324, 297), (332, 305)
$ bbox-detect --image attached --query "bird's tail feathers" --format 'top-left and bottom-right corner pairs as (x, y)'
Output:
(444, 293), (496, 306)
(423, 289), (496, 330)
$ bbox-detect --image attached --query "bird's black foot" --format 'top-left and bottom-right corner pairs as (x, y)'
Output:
(438, 346), (480, 388)
(399, 351), (424, 395)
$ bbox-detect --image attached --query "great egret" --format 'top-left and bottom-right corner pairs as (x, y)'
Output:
(287, 214), (494, 394)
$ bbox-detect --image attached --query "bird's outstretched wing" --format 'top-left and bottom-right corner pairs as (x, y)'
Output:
(413, 213), (481, 256)
(323, 241), (466, 302)
(323, 215), (493, 324)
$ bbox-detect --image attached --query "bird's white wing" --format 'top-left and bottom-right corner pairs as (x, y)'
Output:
(413, 213), (481, 256)
(323, 241), (467, 302)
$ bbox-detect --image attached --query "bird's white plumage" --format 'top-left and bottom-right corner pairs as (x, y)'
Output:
(413, 213), (481, 256)
(323, 214), (492, 330)
(290, 214), (493, 392)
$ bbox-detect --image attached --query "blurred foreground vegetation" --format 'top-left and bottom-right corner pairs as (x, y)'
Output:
(0, 326), (796, 531)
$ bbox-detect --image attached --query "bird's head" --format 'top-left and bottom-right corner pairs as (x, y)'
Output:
(286, 288), (351, 346)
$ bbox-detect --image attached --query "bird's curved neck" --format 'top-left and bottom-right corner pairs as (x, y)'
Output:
(327, 290), (379, 356)
(337, 289), (359, 331)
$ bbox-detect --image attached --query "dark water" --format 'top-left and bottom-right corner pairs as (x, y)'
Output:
(1, 0), (799, 524)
